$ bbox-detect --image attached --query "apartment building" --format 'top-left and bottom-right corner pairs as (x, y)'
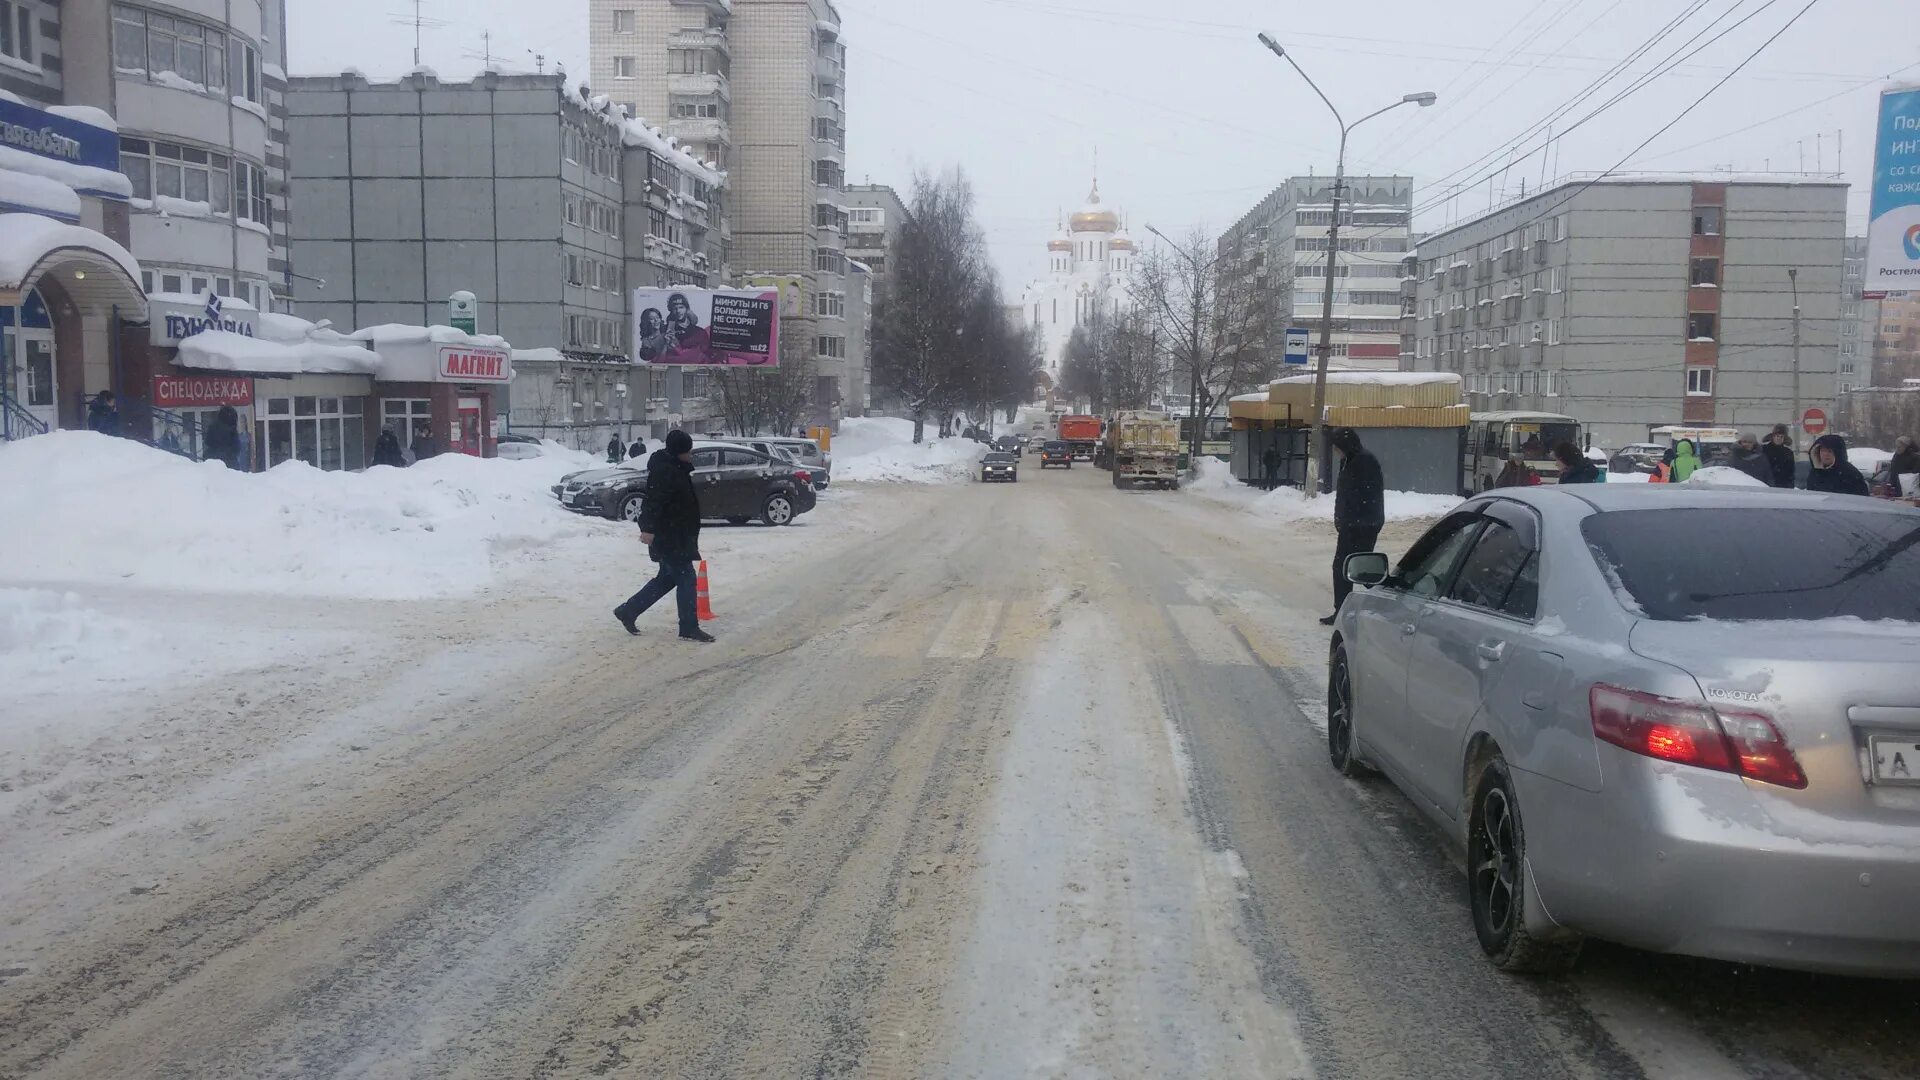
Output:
(1218, 175), (1414, 372)
(283, 71), (728, 446)
(844, 182), (907, 285)
(1839, 236), (1875, 393)
(590, 0), (856, 429)
(1409, 177), (1846, 449)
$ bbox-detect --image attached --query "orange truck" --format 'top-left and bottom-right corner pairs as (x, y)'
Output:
(1057, 415), (1102, 460)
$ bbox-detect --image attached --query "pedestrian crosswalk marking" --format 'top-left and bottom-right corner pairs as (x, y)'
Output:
(1166, 605), (1258, 667)
(928, 598), (1004, 660)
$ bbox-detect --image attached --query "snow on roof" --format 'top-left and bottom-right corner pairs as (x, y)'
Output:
(0, 170), (82, 221)
(0, 144), (132, 201)
(617, 117), (725, 187)
(177, 330), (380, 376)
(511, 347), (566, 364)
(1231, 392), (1269, 403)
(44, 104), (117, 132)
(0, 213), (142, 291)
(1272, 371), (1460, 388)
(348, 323), (510, 349)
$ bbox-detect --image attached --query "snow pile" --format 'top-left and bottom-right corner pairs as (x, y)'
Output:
(1185, 455), (1241, 493)
(0, 432), (611, 600)
(0, 588), (139, 667)
(1244, 486), (1461, 524)
(0, 170), (82, 219)
(831, 417), (984, 483)
(1682, 466), (1769, 488)
(178, 329), (380, 375)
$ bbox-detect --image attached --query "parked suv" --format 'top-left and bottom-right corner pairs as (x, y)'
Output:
(719, 437), (831, 489)
(552, 442), (816, 525)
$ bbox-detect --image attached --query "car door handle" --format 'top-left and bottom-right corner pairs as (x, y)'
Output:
(1477, 641), (1507, 662)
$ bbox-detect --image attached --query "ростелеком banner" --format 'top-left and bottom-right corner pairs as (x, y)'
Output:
(1866, 85), (1920, 290)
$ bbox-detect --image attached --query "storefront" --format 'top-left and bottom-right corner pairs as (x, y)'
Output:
(142, 292), (262, 459)
(353, 326), (514, 459)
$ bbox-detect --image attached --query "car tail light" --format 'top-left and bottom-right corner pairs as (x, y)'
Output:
(1590, 685), (1806, 789)
(793, 469), (811, 485)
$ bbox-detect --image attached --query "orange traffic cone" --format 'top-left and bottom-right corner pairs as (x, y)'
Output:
(695, 560), (716, 621)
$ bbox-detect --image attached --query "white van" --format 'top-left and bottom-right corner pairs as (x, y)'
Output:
(719, 437), (831, 488)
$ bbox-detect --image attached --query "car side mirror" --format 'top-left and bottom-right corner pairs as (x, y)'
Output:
(1345, 552), (1391, 587)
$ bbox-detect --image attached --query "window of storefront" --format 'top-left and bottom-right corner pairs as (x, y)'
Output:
(382, 398), (433, 450)
(261, 395), (365, 471)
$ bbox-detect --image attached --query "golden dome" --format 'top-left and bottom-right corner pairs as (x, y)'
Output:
(1068, 179), (1119, 233)
(1047, 235), (1072, 252)
(1109, 235), (1136, 251)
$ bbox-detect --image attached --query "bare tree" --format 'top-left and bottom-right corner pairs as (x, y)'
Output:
(1099, 309), (1167, 411)
(1137, 227), (1281, 456)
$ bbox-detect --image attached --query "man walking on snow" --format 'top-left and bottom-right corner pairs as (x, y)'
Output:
(615, 430), (716, 642)
(1322, 427), (1384, 626)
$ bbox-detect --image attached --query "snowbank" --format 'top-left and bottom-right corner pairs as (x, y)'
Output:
(1683, 466), (1769, 488)
(0, 432), (610, 600)
(832, 417), (984, 484)
(1184, 457), (1459, 524)
(1270, 371), (1459, 388)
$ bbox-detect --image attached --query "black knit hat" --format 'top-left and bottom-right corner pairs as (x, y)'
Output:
(665, 429), (694, 454)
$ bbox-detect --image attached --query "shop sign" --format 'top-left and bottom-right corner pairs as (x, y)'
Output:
(153, 374), (254, 408)
(438, 344), (511, 382)
(0, 98), (122, 181)
(151, 293), (257, 346)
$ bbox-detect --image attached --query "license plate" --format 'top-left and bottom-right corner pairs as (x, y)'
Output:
(1868, 736), (1920, 786)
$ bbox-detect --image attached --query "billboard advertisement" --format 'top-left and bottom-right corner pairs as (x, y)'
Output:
(632, 287), (780, 366)
(1866, 85), (1920, 290)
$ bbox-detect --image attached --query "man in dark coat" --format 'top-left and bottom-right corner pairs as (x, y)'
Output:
(615, 430), (714, 642)
(1323, 427), (1384, 626)
(373, 428), (407, 468)
(202, 405), (240, 468)
(607, 435), (624, 464)
(1762, 424), (1797, 488)
(1261, 444), (1282, 491)
(86, 391), (119, 435)
(629, 439), (647, 460)
(1806, 433), (1870, 497)
(1554, 441), (1602, 484)
(1728, 433), (1774, 486)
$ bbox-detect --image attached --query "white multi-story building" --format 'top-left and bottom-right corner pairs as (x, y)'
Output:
(108, 0), (287, 311)
(1022, 180), (1136, 377)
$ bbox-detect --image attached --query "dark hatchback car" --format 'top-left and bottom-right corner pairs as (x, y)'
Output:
(1038, 440), (1073, 468)
(552, 443), (817, 525)
(981, 451), (1019, 483)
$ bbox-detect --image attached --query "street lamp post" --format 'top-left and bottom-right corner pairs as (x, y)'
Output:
(1145, 223), (1208, 466)
(1788, 267), (1801, 444)
(1258, 33), (1434, 495)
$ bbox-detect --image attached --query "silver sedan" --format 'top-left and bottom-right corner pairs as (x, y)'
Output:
(1328, 485), (1920, 977)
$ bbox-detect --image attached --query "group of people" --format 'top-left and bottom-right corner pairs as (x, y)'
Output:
(1488, 424), (1904, 498)
(606, 435), (650, 464)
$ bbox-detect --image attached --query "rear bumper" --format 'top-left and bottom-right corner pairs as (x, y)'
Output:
(1522, 762), (1920, 977)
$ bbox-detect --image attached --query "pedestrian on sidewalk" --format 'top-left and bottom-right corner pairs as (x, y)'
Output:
(629, 438), (647, 460)
(1322, 427), (1383, 626)
(373, 427), (407, 468)
(1554, 442), (1602, 484)
(86, 390), (120, 435)
(1493, 453), (1538, 488)
(1728, 433), (1774, 486)
(607, 434), (624, 464)
(1806, 433), (1870, 497)
(615, 430), (715, 642)
(1261, 444), (1282, 491)
(203, 405), (241, 468)
(1763, 424), (1797, 488)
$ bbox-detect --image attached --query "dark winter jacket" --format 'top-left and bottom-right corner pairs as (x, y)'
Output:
(1728, 445), (1774, 486)
(203, 414), (239, 468)
(373, 430), (406, 468)
(1761, 440), (1797, 488)
(629, 441), (647, 460)
(1331, 429), (1384, 531)
(1806, 434), (1870, 497)
(637, 447), (702, 562)
(1890, 444), (1920, 480)
(1558, 458), (1602, 484)
(86, 394), (118, 435)
(607, 437), (624, 463)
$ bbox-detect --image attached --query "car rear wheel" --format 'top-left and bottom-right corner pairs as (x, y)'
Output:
(619, 493), (645, 522)
(762, 493), (795, 526)
(1468, 758), (1583, 974)
(1327, 646), (1375, 778)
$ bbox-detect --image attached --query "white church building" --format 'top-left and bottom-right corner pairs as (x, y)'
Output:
(1022, 181), (1137, 378)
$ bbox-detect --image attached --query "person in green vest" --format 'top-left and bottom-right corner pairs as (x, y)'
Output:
(1670, 438), (1702, 483)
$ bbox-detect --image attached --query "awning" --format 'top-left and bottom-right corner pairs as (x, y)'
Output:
(0, 213), (146, 318)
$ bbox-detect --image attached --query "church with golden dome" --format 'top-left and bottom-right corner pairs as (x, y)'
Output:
(1021, 179), (1138, 377)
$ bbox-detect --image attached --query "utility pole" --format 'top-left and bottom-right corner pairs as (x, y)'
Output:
(1789, 267), (1801, 443)
(1258, 33), (1435, 495)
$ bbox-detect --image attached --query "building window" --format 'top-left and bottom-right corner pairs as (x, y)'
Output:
(120, 138), (236, 213)
(1687, 312), (1717, 341)
(1692, 206), (1722, 236)
(112, 6), (236, 95)
(261, 395), (366, 471)
(1686, 366), (1714, 396)
(612, 8), (635, 33)
(1689, 257), (1719, 286)
(816, 336), (846, 358)
(815, 292), (845, 318)
(235, 162), (268, 224)
(814, 248), (845, 274)
(2, 0), (37, 68)
(1547, 318), (1562, 345)
(613, 56), (634, 78)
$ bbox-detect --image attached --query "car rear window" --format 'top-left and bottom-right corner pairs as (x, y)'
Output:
(1045, 442), (1066, 449)
(985, 453), (1015, 462)
(1582, 508), (1920, 622)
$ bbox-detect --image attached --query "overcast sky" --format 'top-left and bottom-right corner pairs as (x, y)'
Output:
(291, 0), (1914, 291)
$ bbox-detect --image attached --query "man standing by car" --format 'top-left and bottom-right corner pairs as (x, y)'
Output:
(615, 430), (716, 643)
(607, 434), (624, 464)
(1806, 433), (1870, 497)
(1763, 424), (1797, 488)
(1322, 427), (1384, 626)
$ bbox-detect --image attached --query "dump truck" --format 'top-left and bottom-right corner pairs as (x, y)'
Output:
(1057, 415), (1102, 461)
(1107, 411), (1181, 489)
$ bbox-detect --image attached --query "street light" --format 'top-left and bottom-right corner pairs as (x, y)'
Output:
(1144, 222), (1210, 466)
(1259, 32), (1435, 495)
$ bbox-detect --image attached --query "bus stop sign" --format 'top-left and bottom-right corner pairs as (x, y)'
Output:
(1284, 328), (1310, 365)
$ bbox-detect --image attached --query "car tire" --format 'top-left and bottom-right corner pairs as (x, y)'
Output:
(1326, 646), (1376, 778)
(1468, 757), (1583, 974)
(762, 492), (795, 526)
(618, 493), (645, 522)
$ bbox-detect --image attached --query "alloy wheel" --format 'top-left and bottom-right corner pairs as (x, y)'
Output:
(766, 496), (793, 525)
(621, 495), (644, 522)
(1472, 787), (1519, 940)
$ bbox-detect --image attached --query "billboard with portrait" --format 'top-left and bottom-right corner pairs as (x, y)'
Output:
(632, 287), (781, 366)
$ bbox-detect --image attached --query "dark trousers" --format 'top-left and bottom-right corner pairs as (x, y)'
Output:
(620, 558), (699, 634)
(1332, 525), (1382, 614)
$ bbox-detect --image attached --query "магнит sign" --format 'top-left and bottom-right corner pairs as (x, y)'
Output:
(438, 346), (510, 382)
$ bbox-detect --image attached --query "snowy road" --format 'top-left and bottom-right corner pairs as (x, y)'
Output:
(3, 463), (1917, 1078)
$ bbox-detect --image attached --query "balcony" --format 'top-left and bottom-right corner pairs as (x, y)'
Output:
(668, 71), (728, 99)
(814, 137), (844, 167)
(671, 28), (730, 56)
(815, 54), (844, 83)
(671, 116), (730, 143)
